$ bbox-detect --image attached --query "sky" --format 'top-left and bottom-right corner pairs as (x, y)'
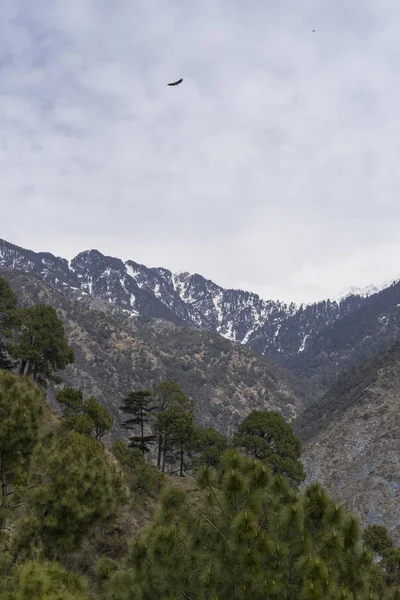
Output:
(1, 0), (400, 304)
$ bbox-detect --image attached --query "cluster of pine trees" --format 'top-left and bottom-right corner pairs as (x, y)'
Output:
(1, 274), (400, 599)
(119, 382), (305, 485)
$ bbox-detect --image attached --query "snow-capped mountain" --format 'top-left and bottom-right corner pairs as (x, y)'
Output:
(0, 238), (385, 365)
(337, 275), (400, 302)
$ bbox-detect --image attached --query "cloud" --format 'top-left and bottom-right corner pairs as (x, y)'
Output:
(1, 0), (400, 303)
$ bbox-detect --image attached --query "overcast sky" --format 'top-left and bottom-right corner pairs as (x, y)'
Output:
(1, 0), (400, 304)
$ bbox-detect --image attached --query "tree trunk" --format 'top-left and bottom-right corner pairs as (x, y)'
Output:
(19, 360), (27, 376)
(157, 435), (162, 470)
(161, 436), (167, 472)
(179, 448), (184, 477)
(1, 454), (7, 508)
(140, 413), (144, 453)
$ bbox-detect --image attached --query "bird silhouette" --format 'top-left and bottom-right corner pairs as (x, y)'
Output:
(167, 78), (183, 86)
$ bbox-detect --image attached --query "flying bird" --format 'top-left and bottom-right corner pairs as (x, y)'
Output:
(167, 78), (183, 86)
(312, 29), (316, 32)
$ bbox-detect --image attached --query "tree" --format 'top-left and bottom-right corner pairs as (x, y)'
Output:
(33, 432), (125, 552)
(0, 560), (88, 600)
(363, 524), (395, 557)
(11, 305), (74, 385)
(363, 525), (400, 588)
(85, 396), (113, 440)
(0, 277), (18, 334)
(153, 384), (194, 473)
(111, 439), (164, 497)
(113, 449), (377, 599)
(156, 404), (196, 476)
(233, 410), (305, 484)
(57, 388), (113, 439)
(0, 371), (44, 510)
(152, 381), (189, 469)
(56, 387), (84, 412)
(0, 344), (15, 372)
(192, 426), (229, 468)
(120, 390), (155, 453)
(0, 277), (19, 372)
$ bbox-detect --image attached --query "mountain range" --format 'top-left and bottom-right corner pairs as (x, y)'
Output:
(2, 237), (400, 540)
(1, 237), (400, 394)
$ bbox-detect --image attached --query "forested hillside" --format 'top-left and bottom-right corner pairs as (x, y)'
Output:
(2, 273), (400, 598)
(1, 269), (307, 435)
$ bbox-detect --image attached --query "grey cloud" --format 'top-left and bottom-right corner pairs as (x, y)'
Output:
(1, 0), (400, 303)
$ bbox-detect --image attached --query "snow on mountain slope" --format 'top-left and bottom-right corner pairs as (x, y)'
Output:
(0, 238), (377, 364)
(337, 273), (400, 303)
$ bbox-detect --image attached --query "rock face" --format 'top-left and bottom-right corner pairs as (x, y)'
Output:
(4, 237), (400, 394)
(2, 270), (307, 436)
(299, 343), (400, 542)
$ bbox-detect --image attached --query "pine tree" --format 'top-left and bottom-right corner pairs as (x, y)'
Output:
(11, 305), (74, 385)
(192, 426), (229, 467)
(33, 431), (125, 553)
(57, 388), (113, 439)
(0, 560), (88, 600)
(0, 371), (44, 510)
(233, 410), (305, 484)
(0, 277), (19, 372)
(114, 449), (378, 599)
(84, 395), (114, 439)
(152, 381), (189, 468)
(0, 343), (15, 371)
(156, 404), (195, 476)
(153, 385), (194, 473)
(120, 390), (156, 453)
(363, 524), (395, 557)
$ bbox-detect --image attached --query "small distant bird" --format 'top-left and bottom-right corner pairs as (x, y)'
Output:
(167, 78), (183, 86)
(312, 29), (316, 32)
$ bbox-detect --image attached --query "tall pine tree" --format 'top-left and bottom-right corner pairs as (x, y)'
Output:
(120, 390), (156, 453)
(152, 381), (189, 469)
(0, 277), (19, 372)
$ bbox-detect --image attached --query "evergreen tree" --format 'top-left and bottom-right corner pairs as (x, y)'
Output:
(0, 277), (19, 372)
(154, 386), (194, 473)
(0, 371), (44, 510)
(116, 450), (377, 600)
(0, 560), (88, 600)
(152, 381), (189, 468)
(0, 276), (18, 334)
(33, 431), (125, 553)
(84, 395), (114, 439)
(363, 524), (395, 557)
(11, 305), (74, 385)
(111, 438), (164, 497)
(57, 387), (84, 412)
(0, 343), (16, 371)
(120, 390), (156, 453)
(192, 426), (229, 467)
(57, 388), (113, 439)
(233, 410), (305, 484)
(156, 404), (196, 475)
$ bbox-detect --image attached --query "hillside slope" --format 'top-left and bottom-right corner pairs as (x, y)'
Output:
(298, 342), (400, 542)
(1, 270), (307, 435)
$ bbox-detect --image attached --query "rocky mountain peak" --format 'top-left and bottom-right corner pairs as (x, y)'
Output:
(2, 237), (400, 390)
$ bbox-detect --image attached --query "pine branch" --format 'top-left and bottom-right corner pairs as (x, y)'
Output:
(145, 556), (195, 600)
(184, 501), (230, 546)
